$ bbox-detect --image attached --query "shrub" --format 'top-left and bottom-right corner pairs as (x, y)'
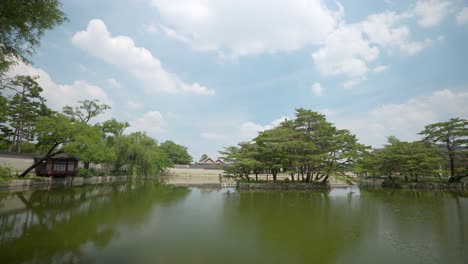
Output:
(0, 164), (13, 178)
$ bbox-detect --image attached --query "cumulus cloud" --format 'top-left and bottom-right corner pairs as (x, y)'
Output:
(311, 82), (324, 96)
(373, 65), (388, 73)
(312, 25), (379, 78)
(72, 19), (214, 95)
(126, 111), (167, 136)
(312, 9), (432, 82)
(330, 89), (468, 147)
(148, 0), (341, 57)
(456, 7), (468, 25)
(8, 62), (112, 112)
(240, 116), (289, 139)
(342, 77), (367, 89)
(412, 0), (452, 28)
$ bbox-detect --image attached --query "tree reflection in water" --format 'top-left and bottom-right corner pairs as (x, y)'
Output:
(0, 182), (189, 264)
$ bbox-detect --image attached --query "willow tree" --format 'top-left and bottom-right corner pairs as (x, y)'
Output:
(112, 132), (170, 177)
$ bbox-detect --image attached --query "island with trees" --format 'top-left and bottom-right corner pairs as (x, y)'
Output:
(220, 109), (467, 190)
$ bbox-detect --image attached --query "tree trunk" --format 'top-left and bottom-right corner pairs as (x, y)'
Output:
(449, 152), (455, 178)
(19, 143), (61, 177)
(448, 175), (466, 183)
(321, 175), (329, 183)
(290, 173), (295, 182)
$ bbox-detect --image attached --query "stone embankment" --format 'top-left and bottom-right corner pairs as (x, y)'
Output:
(237, 182), (330, 190)
(0, 176), (136, 191)
(358, 178), (467, 190)
(161, 168), (222, 186)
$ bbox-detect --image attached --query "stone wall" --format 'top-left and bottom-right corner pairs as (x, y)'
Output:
(0, 176), (137, 191)
(0, 155), (35, 176)
(358, 178), (467, 190)
(237, 182), (330, 190)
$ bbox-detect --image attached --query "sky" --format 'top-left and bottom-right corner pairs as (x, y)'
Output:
(8, 0), (468, 160)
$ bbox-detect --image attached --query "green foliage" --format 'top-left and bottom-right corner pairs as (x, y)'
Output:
(76, 167), (105, 178)
(419, 118), (468, 182)
(62, 99), (111, 124)
(355, 137), (443, 182)
(199, 154), (209, 162)
(0, 0), (67, 76)
(1, 75), (51, 152)
(221, 108), (368, 183)
(113, 132), (170, 177)
(160, 140), (193, 165)
(0, 163), (12, 178)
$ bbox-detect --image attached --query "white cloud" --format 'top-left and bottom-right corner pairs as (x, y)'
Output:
(8, 62), (112, 112)
(312, 9), (431, 82)
(311, 82), (324, 96)
(126, 111), (167, 136)
(107, 78), (123, 88)
(360, 12), (428, 55)
(72, 19), (214, 95)
(240, 116), (288, 139)
(312, 25), (378, 78)
(456, 7), (468, 25)
(330, 89), (468, 147)
(373, 65), (388, 73)
(342, 77), (366, 89)
(148, 0), (342, 57)
(412, 0), (451, 28)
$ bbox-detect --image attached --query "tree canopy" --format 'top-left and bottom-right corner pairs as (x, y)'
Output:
(0, 0), (67, 77)
(160, 140), (193, 165)
(221, 108), (368, 183)
(419, 118), (468, 182)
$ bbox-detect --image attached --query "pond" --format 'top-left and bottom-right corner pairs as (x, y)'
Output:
(0, 182), (467, 264)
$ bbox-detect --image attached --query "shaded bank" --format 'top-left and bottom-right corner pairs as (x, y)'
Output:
(358, 178), (468, 190)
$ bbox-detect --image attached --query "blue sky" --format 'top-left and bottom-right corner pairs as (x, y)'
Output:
(9, 0), (468, 160)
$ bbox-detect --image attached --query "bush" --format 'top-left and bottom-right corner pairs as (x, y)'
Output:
(0, 164), (13, 178)
(76, 167), (109, 178)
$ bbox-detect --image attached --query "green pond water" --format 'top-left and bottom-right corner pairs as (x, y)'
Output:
(0, 182), (467, 264)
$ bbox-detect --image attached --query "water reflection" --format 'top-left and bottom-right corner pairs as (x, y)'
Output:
(0, 185), (467, 264)
(0, 182), (189, 264)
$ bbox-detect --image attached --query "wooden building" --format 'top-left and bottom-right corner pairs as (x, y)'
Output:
(35, 153), (78, 177)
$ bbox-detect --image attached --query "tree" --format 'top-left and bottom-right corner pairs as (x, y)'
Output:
(0, 94), (8, 148)
(160, 141), (193, 165)
(419, 118), (468, 182)
(222, 108), (367, 183)
(4, 75), (51, 152)
(63, 99), (111, 124)
(0, 0), (67, 77)
(112, 133), (170, 176)
(199, 154), (209, 162)
(220, 143), (263, 181)
(355, 137), (442, 182)
(19, 113), (104, 177)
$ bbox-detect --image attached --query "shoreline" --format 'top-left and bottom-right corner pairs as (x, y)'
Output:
(0, 176), (138, 192)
